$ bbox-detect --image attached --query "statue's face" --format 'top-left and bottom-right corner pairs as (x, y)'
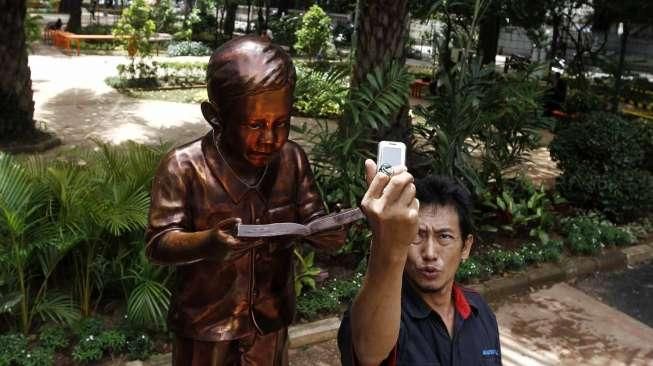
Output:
(222, 86), (292, 168)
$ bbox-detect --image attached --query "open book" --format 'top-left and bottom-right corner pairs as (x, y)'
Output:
(235, 208), (365, 238)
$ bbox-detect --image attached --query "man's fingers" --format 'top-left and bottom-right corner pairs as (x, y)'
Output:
(398, 181), (416, 207)
(364, 159), (377, 186)
(381, 170), (413, 204)
(364, 167), (391, 200)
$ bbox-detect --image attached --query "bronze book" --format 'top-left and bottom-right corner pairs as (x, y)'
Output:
(235, 208), (365, 238)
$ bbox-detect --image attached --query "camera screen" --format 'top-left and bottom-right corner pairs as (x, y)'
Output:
(383, 147), (403, 167)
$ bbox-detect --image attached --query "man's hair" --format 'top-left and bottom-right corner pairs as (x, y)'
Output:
(415, 175), (475, 239)
(206, 35), (296, 112)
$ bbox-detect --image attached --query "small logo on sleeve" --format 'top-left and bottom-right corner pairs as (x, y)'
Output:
(482, 349), (499, 357)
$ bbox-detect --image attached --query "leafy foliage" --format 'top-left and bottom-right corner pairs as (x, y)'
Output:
(294, 5), (335, 60)
(0, 141), (168, 333)
(166, 41), (212, 57)
(304, 62), (411, 215)
(294, 64), (349, 118)
(123, 251), (171, 331)
(296, 272), (363, 320)
(24, 14), (43, 44)
(293, 248), (321, 296)
(550, 112), (653, 222)
(268, 14), (301, 48)
(561, 215), (635, 255)
(112, 0), (156, 60)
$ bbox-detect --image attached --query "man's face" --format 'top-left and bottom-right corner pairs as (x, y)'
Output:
(405, 204), (473, 293)
(221, 86), (292, 168)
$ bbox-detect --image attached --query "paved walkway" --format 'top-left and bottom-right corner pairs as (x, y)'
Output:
(29, 45), (211, 155)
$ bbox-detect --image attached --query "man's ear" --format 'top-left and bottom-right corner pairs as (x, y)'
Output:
(201, 101), (222, 132)
(461, 234), (473, 262)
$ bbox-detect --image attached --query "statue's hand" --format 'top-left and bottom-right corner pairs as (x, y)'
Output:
(211, 218), (264, 260)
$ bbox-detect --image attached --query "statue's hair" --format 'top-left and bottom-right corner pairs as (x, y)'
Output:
(206, 35), (296, 111)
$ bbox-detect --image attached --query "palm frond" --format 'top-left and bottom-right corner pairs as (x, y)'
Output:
(0, 154), (42, 237)
(33, 292), (80, 325)
(91, 181), (150, 236)
(126, 279), (170, 330)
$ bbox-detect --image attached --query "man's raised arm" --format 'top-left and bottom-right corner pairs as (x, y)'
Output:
(350, 160), (419, 366)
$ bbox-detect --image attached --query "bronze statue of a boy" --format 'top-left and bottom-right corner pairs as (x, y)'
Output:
(146, 36), (346, 365)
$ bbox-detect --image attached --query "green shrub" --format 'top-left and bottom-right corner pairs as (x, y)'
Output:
(19, 347), (54, 366)
(268, 14), (301, 48)
(518, 239), (563, 264)
(294, 65), (348, 118)
(125, 332), (154, 360)
(561, 216), (635, 255)
(113, 0), (156, 60)
(38, 325), (69, 351)
(564, 88), (604, 114)
(550, 112), (653, 222)
(0, 333), (28, 365)
(72, 323), (129, 363)
(296, 272), (363, 320)
(72, 334), (105, 364)
(166, 41), (212, 56)
(455, 257), (483, 282)
(294, 5), (335, 60)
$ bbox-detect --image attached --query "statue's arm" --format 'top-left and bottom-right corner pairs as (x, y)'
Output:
(145, 153), (244, 265)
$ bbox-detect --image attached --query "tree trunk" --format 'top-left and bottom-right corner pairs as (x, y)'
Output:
(66, 0), (82, 33)
(58, 0), (73, 12)
(613, 21), (630, 111)
(350, 0), (410, 142)
(246, 0), (252, 33)
(0, 0), (36, 141)
(223, 1), (238, 37)
(478, 12), (500, 65)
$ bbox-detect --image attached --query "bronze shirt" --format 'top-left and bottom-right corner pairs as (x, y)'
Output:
(146, 132), (344, 341)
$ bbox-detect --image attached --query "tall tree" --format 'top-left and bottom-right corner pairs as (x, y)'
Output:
(351, 0), (410, 141)
(593, 0), (653, 109)
(67, 0), (82, 33)
(0, 0), (36, 141)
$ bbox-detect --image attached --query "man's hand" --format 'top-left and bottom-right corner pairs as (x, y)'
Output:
(360, 159), (419, 259)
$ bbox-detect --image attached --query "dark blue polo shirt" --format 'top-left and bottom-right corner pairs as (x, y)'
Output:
(338, 280), (502, 366)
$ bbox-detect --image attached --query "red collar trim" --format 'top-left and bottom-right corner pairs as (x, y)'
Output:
(452, 284), (472, 320)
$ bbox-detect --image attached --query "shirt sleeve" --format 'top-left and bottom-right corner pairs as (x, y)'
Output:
(145, 151), (191, 260)
(337, 309), (398, 366)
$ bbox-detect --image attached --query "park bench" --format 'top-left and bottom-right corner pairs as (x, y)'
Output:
(51, 30), (171, 56)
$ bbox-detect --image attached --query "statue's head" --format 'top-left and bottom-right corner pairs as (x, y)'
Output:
(201, 35), (296, 168)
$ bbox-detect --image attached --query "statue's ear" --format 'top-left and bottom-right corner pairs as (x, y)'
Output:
(201, 101), (222, 132)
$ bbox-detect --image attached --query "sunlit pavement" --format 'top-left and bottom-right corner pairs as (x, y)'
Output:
(496, 282), (653, 366)
(28, 46), (211, 154)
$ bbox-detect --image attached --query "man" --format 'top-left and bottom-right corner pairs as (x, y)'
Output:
(338, 160), (501, 365)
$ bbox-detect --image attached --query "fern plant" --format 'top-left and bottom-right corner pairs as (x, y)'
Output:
(0, 154), (80, 334)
